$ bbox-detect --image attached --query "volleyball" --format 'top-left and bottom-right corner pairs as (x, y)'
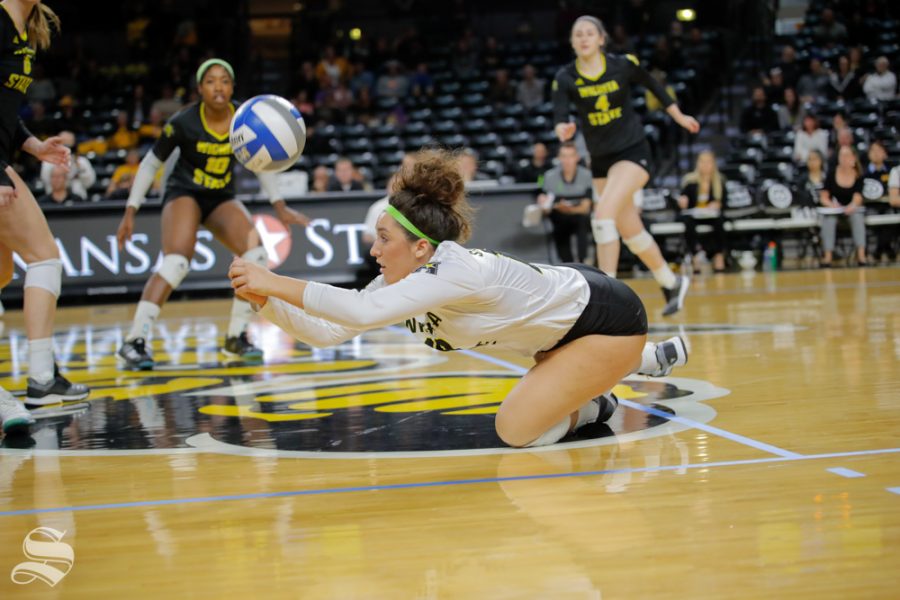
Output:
(230, 95), (307, 173)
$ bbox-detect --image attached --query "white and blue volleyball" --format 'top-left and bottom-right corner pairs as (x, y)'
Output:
(230, 95), (306, 173)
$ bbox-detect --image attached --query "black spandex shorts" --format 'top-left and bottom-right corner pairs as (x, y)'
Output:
(590, 140), (653, 179)
(163, 188), (234, 222)
(550, 263), (648, 350)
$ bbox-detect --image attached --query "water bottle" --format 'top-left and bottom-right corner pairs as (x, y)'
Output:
(762, 241), (777, 272)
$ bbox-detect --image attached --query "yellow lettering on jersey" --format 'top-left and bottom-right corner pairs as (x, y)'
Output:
(595, 94), (610, 112)
(577, 80), (620, 98)
(195, 141), (232, 156)
(204, 156), (230, 174)
(4, 73), (32, 94)
(192, 168), (232, 189)
(587, 107), (623, 126)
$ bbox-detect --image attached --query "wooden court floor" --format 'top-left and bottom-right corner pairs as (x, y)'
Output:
(1, 267), (898, 598)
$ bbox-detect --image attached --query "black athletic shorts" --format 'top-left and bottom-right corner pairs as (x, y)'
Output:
(550, 263), (648, 350)
(163, 188), (234, 222)
(590, 140), (653, 179)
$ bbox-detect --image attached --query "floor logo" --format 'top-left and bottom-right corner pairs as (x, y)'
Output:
(10, 527), (74, 587)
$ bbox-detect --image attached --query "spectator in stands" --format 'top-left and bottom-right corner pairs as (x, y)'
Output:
(650, 36), (676, 73)
(40, 131), (96, 199)
(459, 148), (491, 185)
(451, 38), (479, 79)
(607, 24), (635, 55)
(827, 55), (862, 100)
(375, 60), (409, 100)
(137, 107), (164, 147)
(291, 90), (315, 118)
(317, 82), (354, 124)
(799, 149), (826, 207)
(54, 95), (84, 134)
(763, 68), (785, 104)
(481, 36), (503, 70)
(777, 87), (803, 130)
(517, 142), (549, 185)
(316, 45), (349, 87)
(890, 163), (900, 209)
(517, 64), (545, 110)
(865, 140), (891, 186)
(328, 157), (364, 192)
(777, 45), (801, 89)
(311, 166), (330, 193)
(108, 111), (139, 151)
(537, 142), (593, 264)
(676, 150), (728, 272)
(105, 149), (144, 198)
(38, 165), (85, 205)
(348, 60), (375, 96)
(819, 146), (867, 267)
(862, 57), (897, 101)
(867, 140), (895, 263)
(105, 172), (134, 201)
(832, 127), (855, 159)
(740, 87), (780, 134)
(410, 62), (435, 98)
(797, 58), (830, 103)
(129, 83), (150, 126)
(848, 46), (865, 77)
(26, 101), (54, 139)
(794, 114), (829, 163)
(488, 69), (516, 106)
(814, 8), (848, 43)
(151, 84), (183, 121)
(295, 61), (320, 101)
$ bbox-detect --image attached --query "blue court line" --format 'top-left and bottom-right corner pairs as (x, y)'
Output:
(888, 487), (900, 496)
(826, 467), (866, 478)
(2, 446), (899, 518)
(615, 398), (803, 459)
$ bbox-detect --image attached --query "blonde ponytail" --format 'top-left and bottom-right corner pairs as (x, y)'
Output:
(26, 3), (60, 51)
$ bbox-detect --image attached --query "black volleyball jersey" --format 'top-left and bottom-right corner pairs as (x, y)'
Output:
(0, 7), (36, 163)
(552, 53), (675, 157)
(151, 101), (237, 196)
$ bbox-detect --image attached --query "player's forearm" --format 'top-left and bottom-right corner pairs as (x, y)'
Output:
(268, 275), (309, 309)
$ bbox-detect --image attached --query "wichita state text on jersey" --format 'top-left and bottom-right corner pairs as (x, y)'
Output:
(0, 6), (36, 163)
(552, 53), (675, 156)
(151, 102), (237, 196)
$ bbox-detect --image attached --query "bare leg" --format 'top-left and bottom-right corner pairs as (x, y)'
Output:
(0, 168), (60, 341)
(494, 333), (646, 447)
(139, 196), (202, 307)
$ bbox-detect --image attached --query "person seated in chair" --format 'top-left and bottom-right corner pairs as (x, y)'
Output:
(819, 146), (867, 267)
(677, 151), (729, 272)
(536, 142), (593, 264)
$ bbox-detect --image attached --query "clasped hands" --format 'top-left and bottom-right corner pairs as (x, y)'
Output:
(229, 258), (276, 307)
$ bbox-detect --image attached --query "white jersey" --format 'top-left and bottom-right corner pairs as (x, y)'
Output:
(259, 241), (590, 356)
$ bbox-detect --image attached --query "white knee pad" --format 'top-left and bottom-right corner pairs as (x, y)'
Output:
(157, 254), (190, 289)
(242, 245), (269, 267)
(24, 258), (62, 298)
(591, 218), (619, 245)
(623, 230), (655, 254)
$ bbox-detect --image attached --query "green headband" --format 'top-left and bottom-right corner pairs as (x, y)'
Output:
(196, 59), (235, 85)
(385, 204), (439, 246)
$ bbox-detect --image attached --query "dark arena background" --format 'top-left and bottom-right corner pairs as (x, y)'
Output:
(1, 1), (899, 598)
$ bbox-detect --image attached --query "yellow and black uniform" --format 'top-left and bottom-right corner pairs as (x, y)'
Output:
(552, 53), (675, 178)
(152, 101), (236, 220)
(0, 7), (36, 186)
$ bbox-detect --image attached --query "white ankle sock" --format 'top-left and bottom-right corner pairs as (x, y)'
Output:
(574, 399), (601, 429)
(636, 342), (660, 375)
(652, 265), (677, 289)
(524, 417), (571, 447)
(128, 301), (160, 341)
(227, 297), (253, 338)
(28, 337), (55, 383)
